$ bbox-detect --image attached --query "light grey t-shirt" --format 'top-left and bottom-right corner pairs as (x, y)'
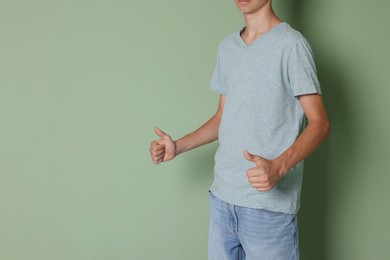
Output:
(209, 22), (321, 214)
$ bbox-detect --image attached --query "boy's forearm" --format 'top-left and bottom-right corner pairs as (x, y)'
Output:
(275, 120), (330, 176)
(174, 114), (221, 156)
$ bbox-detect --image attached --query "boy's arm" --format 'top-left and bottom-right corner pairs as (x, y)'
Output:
(276, 94), (330, 172)
(244, 93), (330, 191)
(150, 94), (226, 164)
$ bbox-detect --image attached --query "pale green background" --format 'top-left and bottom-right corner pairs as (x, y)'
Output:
(1, 0), (389, 259)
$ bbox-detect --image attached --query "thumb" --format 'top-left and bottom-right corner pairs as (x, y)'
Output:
(243, 150), (262, 165)
(154, 127), (167, 138)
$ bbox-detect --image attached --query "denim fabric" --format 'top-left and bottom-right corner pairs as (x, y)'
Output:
(208, 191), (299, 260)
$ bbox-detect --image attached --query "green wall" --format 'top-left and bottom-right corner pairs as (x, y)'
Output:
(1, 0), (389, 259)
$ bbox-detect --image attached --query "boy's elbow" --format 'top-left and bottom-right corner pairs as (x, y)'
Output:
(323, 119), (330, 140)
(308, 117), (330, 141)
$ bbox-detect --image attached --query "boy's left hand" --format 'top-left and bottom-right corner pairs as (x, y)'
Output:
(243, 150), (283, 192)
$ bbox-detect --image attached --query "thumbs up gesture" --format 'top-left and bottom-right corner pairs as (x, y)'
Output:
(243, 150), (283, 192)
(150, 127), (177, 164)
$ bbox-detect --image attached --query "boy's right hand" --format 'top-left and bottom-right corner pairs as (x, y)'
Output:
(150, 127), (176, 164)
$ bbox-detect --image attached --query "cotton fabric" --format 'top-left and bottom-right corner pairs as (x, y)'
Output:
(209, 22), (321, 214)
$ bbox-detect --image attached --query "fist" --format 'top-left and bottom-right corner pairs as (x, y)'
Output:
(150, 127), (176, 164)
(243, 150), (282, 192)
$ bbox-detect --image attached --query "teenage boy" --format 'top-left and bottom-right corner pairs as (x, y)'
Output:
(150, 0), (330, 259)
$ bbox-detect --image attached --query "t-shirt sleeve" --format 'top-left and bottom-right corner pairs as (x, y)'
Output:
(287, 38), (322, 96)
(209, 47), (225, 95)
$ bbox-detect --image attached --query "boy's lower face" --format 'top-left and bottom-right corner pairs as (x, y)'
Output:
(234, 0), (271, 14)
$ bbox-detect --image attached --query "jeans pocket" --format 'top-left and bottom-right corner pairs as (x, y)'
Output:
(259, 208), (286, 216)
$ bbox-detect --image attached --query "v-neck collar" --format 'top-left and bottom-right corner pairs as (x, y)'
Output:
(236, 22), (287, 48)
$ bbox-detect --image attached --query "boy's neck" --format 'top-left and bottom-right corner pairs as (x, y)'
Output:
(241, 4), (281, 38)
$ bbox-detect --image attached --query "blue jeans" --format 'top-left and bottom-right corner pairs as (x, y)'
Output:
(208, 191), (299, 260)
